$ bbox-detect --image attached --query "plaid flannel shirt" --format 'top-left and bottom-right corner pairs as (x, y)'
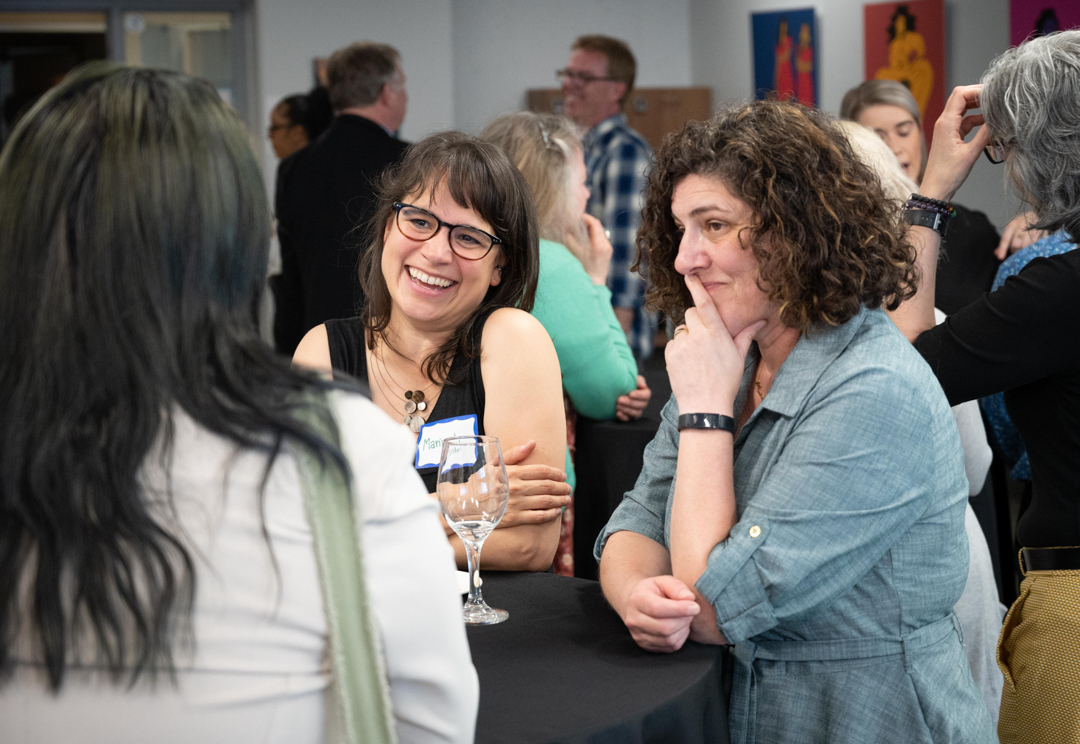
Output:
(583, 114), (655, 358)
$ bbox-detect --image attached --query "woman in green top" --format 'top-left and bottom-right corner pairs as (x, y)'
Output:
(483, 112), (650, 424)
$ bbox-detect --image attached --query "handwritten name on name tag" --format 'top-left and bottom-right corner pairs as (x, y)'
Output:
(415, 414), (479, 469)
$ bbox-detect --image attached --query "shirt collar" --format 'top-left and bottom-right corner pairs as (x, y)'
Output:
(735, 306), (871, 420)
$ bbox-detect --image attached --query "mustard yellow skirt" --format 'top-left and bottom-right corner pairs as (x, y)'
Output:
(998, 552), (1080, 744)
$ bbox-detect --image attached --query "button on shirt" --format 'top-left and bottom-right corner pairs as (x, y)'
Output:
(595, 307), (994, 744)
(582, 114), (655, 359)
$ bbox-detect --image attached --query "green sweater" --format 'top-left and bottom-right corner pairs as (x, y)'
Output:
(532, 240), (639, 489)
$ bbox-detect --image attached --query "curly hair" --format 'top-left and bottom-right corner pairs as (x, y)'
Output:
(635, 100), (917, 331)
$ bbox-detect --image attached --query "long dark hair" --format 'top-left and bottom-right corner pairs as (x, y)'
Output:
(359, 131), (539, 385)
(0, 63), (347, 691)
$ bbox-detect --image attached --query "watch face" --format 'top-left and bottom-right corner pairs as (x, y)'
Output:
(678, 413), (736, 433)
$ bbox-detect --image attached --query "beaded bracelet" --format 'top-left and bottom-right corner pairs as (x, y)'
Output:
(905, 198), (957, 218)
(907, 193), (957, 218)
(908, 192), (950, 209)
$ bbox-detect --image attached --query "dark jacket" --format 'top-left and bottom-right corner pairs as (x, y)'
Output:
(272, 114), (409, 355)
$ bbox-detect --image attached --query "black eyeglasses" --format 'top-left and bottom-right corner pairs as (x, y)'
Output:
(556, 68), (619, 85)
(393, 202), (501, 260)
(984, 141), (1007, 165)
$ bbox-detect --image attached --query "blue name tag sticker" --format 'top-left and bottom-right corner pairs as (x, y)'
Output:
(415, 414), (479, 469)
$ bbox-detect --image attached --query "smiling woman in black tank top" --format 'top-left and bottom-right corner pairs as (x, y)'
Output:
(293, 132), (569, 573)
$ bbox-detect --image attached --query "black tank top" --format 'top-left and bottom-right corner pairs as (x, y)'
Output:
(324, 315), (487, 493)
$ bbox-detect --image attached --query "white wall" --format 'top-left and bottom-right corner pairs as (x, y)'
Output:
(688, 0), (1023, 226)
(450, 0), (692, 135)
(253, 0), (693, 187)
(253, 0), (456, 194)
(254, 0), (1019, 222)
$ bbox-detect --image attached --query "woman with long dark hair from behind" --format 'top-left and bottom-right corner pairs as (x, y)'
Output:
(0, 63), (477, 743)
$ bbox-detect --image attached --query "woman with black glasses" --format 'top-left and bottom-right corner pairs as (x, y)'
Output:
(294, 133), (569, 572)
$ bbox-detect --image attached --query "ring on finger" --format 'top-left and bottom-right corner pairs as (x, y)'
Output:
(673, 324), (688, 338)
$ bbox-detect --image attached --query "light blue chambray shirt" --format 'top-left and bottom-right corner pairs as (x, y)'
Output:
(595, 307), (995, 744)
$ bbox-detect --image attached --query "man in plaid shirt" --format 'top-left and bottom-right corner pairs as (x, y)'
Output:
(561, 35), (656, 359)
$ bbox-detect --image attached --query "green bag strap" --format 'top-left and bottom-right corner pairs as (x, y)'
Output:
(294, 394), (398, 744)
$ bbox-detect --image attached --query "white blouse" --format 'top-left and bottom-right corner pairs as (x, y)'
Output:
(1, 391), (478, 744)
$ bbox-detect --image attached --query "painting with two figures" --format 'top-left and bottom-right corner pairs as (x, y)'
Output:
(751, 8), (818, 108)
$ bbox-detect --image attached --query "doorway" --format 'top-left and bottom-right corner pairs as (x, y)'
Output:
(0, 12), (106, 144)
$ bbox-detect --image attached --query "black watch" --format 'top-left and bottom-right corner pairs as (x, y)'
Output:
(904, 208), (951, 237)
(677, 413), (736, 433)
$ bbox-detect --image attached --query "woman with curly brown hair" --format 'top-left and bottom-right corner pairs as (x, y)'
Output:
(594, 101), (995, 743)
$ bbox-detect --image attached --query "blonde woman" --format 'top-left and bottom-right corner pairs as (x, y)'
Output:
(482, 112), (649, 431)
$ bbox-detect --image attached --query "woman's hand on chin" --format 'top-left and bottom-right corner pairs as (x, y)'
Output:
(497, 440), (570, 528)
(666, 275), (764, 414)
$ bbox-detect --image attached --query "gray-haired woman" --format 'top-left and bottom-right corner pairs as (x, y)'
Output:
(891, 30), (1080, 744)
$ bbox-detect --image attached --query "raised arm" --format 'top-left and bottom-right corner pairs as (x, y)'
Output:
(665, 277), (762, 645)
(470, 308), (568, 572)
(890, 84), (992, 341)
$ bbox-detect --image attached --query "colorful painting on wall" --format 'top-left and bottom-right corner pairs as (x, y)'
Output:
(1010, 1), (1080, 47)
(751, 8), (818, 107)
(864, 0), (944, 144)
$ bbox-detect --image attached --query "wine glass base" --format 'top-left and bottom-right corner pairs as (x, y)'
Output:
(462, 604), (509, 625)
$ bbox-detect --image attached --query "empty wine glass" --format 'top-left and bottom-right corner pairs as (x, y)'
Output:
(437, 435), (510, 625)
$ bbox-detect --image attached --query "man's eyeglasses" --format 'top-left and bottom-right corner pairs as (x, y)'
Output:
(393, 202), (501, 260)
(984, 141), (1007, 165)
(556, 68), (618, 85)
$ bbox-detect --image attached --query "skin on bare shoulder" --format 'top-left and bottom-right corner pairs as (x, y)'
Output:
(293, 324), (333, 379)
(473, 306), (568, 572)
(481, 307), (566, 468)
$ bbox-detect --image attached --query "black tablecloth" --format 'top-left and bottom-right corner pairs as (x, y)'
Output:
(467, 572), (729, 744)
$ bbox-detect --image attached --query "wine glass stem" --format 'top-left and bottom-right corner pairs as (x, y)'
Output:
(465, 539), (484, 606)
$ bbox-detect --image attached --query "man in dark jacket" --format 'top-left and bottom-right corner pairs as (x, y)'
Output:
(273, 41), (409, 356)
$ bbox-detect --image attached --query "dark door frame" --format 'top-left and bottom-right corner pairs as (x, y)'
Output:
(0, 0), (257, 135)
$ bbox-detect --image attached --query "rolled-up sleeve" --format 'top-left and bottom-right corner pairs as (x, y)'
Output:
(594, 396), (681, 560)
(694, 366), (966, 644)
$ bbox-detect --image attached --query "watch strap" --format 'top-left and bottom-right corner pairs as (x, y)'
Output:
(677, 413), (736, 433)
(904, 208), (950, 237)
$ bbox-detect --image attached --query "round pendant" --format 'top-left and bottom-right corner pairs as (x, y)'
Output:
(404, 390), (414, 400)
(417, 401), (427, 412)
(404, 399), (417, 414)
(408, 415), (424, 433)
(402, 414), (412, 426)
(412, 390), (425, 403)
